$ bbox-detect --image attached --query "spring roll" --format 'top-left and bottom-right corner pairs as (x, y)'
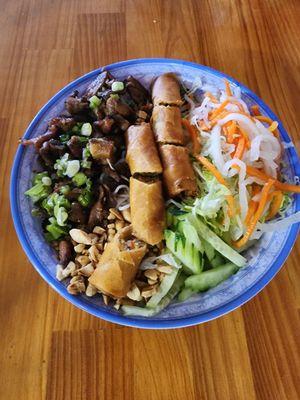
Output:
(126, 123), (162, 175)
(152, 105), (184, 145)
(152, 73), (183, 106)
(89, 226), (147, 298)
(160, 144), (197, 197)
(130, 177), (165, 245)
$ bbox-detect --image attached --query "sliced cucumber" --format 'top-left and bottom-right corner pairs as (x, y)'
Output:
(147, 267), (179, 308)
(122, 273), (185, 317)
(210, 253), (225, 268)
(203, 239), (215, 262)
(188, 215), (246, 267)
(165, 230), (202, 275)
(178, 287), (196, 302)
(178, 221), (204, 253)
(184, 263), (238, 292)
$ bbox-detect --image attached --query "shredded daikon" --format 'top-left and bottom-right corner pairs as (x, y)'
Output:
(223, 158), (248, 219)
(252, 211), (300, 236)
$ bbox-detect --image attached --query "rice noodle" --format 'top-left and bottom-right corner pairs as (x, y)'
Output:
(113, 185), (129, 194)
(217, 113), (261, 139)
(208, 125), (225, 171)
(223, 158), (248, 219)
(252, 211), (300, 237)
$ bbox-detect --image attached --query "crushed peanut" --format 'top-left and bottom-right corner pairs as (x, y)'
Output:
(85, 283), (98, 297)
(156, 265), (173, 274)
(127, 283), (142, 301)
(102, 294), (109, 305)
(56, 264), (64, 281)
(141, 285), (158, 298)
(88, 245), (101, 263)
(121, 208), (131, 222)
(69, 229), (93, 245)
(74, 243), (85, 253)
(76, 255), (90, 266)
(78, 262), (94, 277)
(93, 226), (105, 235)
(115, 220), (125, 231)
(109, 208), (123, 220)
(144, 269), (159, 281)
(67, 276), (86, 295)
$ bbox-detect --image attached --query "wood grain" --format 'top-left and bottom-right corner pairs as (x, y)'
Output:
(0, 0), (299, 399)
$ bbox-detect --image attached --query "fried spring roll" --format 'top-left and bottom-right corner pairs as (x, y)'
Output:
(89, 226), (147, 298)
(152, 105), (184, 145)
(160, 144), (197, 197)
(152, 73), (183, 106)
(130, 178), (165, 245)
(126, 123), (162, 175)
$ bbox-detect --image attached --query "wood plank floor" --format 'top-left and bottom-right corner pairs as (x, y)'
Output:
(0, 1), (299, 398)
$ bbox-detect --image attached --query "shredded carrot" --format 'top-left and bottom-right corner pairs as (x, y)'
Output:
(233, 136), (246, 159)
(244, 200), (258, 226)
(252, 184), (261, 197)
(210, 110), (255, 127)
(237, 126), (251, 149)
(226, 121), (237, 144)
(251, 105), (260, 116)
(197, 156), (228, 186)
(205, 91), (218, 103)
(225, 79), (232, 97)
(268, 121), (279, 132)
(265, 190), (283, 220)
(209, 110), (230, 125)
(198, 120), (210, 131)
(182, 119), (201, 155)
(196, 155), (236, 216)
(234, 179), (275, 248)
(255, 115), (280, 139)
(230, 100), (244, 112)
(255, 115), (274, 124)
(209, 100), (230, 120)
(246, 166), (300, 193)
(225, 194), (236, 217)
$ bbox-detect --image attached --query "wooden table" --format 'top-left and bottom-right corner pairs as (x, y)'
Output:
(1, 1), (299, 399)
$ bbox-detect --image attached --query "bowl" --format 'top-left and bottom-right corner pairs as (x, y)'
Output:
(10, 58), (300, 329)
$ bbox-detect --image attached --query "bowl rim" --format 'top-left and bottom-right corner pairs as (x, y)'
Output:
(10, 57), (300, 329)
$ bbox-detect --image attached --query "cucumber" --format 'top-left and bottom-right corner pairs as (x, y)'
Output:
(184, 263), (238, 292)
(178, 221), (204, 253)
(165, 230), (202, 275)
(147, 267), (179, 308)
(203, 239), (215, 262)
(188, 215), (246, 267)
(210, 253), (225, 268)
(122, 273), (185, 317)
(178, 287), (196, 302)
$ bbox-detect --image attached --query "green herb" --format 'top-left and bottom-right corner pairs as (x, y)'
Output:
(77, 136), (89, 143)
(59, 133), (70, 143)
(65, 159), (80, 178)
(78, 191), (93, 207)
(41, 176), (52, 186)
(89, 95), (101, 110)
(111, 81), (124, 92)
(46, 222), (68, 240)
(72, 172), (87, 187)
(59, 185), (71, 195)
(81, 123), (92, 137)
(33, 172), (49, 185)
(25, 182), (51, 203)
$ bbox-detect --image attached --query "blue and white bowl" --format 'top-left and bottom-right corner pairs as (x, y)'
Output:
(10, 58), (300, 329)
